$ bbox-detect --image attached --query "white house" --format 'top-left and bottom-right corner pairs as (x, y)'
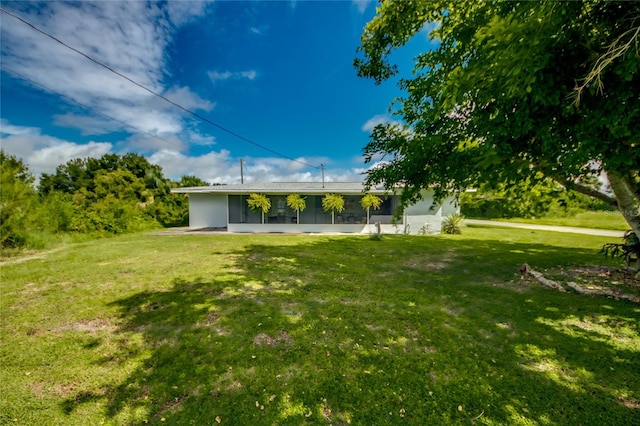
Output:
(171, 182), (458, 235)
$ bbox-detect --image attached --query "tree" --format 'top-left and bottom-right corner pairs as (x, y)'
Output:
(177, 175), (209, 187)
(355, 1), (640, 238)
(0, 151), (38, 248)
(360, 193), (382, 224)
(247, 193), (271, 224)
(286, 193), (306, 224)
(322, 194), (345, 225)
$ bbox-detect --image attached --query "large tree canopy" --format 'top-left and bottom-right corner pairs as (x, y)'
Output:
(355, 0), (640, 236)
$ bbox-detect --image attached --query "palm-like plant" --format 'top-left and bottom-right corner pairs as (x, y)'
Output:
(441, 213), (465, 234)
(360, 193), (382, 224)
(286, 193), (306, 224)
(246, 193), (271, 224)
(322, 194), (345, 224)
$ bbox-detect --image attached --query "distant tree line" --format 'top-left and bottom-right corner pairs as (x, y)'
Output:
(0, 150), (209, 250)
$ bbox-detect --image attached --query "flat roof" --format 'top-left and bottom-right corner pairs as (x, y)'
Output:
(171, 182), (393, 195)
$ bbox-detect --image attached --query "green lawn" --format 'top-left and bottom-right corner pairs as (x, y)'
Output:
(1, 228), (638, 425)
(483, 211), (629, 231)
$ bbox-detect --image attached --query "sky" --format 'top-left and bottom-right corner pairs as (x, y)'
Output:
(0, 0), (430, 184)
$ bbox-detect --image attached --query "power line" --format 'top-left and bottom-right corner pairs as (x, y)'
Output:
(1, 65), (185, 151)
(0, 7), (321, 170)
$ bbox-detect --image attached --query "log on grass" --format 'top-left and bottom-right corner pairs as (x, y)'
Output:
(566, 282), (639, 303)
(520, 264), (565, 292)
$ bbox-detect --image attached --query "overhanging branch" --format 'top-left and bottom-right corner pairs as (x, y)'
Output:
(554, 178), (618, 207)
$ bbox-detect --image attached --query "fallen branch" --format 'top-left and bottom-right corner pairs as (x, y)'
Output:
(566, 282), (639, 303)
(520, 264), (639, 303)
(520, 264), (565, 292)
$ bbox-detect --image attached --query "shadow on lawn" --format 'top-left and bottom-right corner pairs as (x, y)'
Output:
(63, 235), (640, 424)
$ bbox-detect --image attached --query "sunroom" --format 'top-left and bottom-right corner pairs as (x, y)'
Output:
(172, 182), (457, 234)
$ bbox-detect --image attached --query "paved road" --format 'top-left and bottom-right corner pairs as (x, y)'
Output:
(465, 219), (624, 238)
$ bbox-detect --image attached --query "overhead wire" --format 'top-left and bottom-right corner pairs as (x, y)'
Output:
(1, 65), (186, 151)
(0, 7), (321, 169)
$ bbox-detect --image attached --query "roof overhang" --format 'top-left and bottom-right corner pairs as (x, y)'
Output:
(171, 182), (395, 195)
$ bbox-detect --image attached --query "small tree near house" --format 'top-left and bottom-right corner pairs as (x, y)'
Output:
(286, 193), (306, 224)
(322, 194), (345, 225)
(247, 193), (271, 224)
(360, 193), (382, 225)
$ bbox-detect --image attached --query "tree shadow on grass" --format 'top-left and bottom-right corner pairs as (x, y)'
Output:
(63, 234), (640, 424)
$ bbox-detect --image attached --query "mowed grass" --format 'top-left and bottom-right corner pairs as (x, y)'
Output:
(1, 227), (639, 425)
(490, 210), (628, 231)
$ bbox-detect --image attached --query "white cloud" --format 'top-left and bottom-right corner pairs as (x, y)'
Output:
(0, 1), (212, 139)
(1, 119), (365, 186)
(187, 131), (216, 146)
(208, 69), (258, 82)
(361, 114), (401, 132)
(29, 141), (113, 174)
(162, 86), (215, 112)
(0, 120), (39, 136)
(420, 21), (441, 45)
(121, 133), (186, 153)
(0, 121), (112, 177)
(240, 70), (257, 80)
(148, 147), (363, 185)
(353, 0), (372, 14)
(53, 113), (124, 136)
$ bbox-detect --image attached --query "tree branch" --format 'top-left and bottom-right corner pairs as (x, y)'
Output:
(571, 18), (640, 106)
(554, 178), (618, 207)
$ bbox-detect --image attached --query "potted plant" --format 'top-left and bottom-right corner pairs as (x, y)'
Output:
(246, 193), (271, 224)
(286, 193), (306, 224)
(322, 193), (345, 225)
(360, 193), (382, 224)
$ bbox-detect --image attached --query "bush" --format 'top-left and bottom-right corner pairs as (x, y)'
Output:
(442, 213), (465, 234)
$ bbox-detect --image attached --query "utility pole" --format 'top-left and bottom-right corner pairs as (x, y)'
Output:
(321, 163), (325, 188)
(240, 159), (244, 184)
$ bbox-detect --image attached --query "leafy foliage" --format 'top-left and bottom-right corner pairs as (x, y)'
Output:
(247, 193), (271, 224)
(360, 193), (383, 224)
(461, 178), (616, 219)
(1, 151), (207, 251)
(322, 194), (345, 224)
(0, 151), (39, 248)
(177, 175), (209, 187)
(601, 230), (640, 269)
(355, 0), (640, 233)
(286, 193), (306, 212)
(286, 193), (306, 224)
(441, 213), (465, 235)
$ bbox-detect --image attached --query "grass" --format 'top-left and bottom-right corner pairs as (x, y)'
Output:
(485, 210), (629, 231)
(1, 227), (639, 425)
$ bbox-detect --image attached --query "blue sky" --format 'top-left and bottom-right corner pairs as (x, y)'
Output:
(1, 0), (429, 183)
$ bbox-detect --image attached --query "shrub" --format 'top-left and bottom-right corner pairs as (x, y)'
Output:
(442, 213), (465, 234)
(601, 230), (640, 272)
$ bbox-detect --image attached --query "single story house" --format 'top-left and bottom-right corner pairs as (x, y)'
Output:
(171, 182), (458, 235)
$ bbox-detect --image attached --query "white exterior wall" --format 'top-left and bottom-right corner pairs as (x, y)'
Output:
(186, 188), (458, 234)
(441, 195), (460, 217)
(189, 193), (228, 228)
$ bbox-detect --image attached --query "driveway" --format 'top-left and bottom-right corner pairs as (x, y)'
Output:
(465, 219), (624, 238)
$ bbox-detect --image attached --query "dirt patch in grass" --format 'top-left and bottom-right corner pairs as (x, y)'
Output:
(253, 331), (293, 346)
(53, 318), (116, 333)
(617, 396), (640, 409)
(204, 312), (219, 325)
(404, 259), (449, 270)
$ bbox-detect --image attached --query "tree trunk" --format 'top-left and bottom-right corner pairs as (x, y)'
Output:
(607, 171), (640, 240)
